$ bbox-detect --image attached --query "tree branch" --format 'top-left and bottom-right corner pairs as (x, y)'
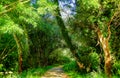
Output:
(0, 0), (30, 16)
(107, 11), (118, 40)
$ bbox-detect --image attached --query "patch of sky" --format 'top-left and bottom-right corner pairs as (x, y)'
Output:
(31, 0), (36, 5)
(58, 0), (76, 19)
(30, 0), (76, 20)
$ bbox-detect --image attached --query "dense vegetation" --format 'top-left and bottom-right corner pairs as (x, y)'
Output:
(0, 0), (120, 78)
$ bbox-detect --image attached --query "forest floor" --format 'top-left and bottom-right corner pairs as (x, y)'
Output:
(41, 66), (69, 78)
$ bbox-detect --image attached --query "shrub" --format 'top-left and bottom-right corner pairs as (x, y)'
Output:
(112, 61), (120, 76)
(48, 48), (71, 65)
(0, 64), (3, 71)
(78, 50), (99, 72)
(63, 61), (79, 72)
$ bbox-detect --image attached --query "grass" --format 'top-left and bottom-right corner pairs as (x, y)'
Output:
(65, 71), (107, 78)
(63, 61), (120, 78)
(0, 65), (54, 78)
(1, 62), (120, 78)
(63, 61), (106, 78)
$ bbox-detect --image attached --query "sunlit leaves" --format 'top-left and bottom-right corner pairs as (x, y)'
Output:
(0, 1), (38, 35)
(0, 16), (23, 35)
(0, 0), (16, 5)
(87, 15), (96, 24)
(78, 0), (100, 12)
(82, 0), (100, 10)
(16, 3), (39, 27)
(37, 0), (57, 15)
(0, 5), (5, 12)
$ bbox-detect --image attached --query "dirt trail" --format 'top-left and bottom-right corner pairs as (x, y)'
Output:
(41, 66), (69, 78)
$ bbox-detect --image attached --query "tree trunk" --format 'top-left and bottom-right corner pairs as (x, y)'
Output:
(23, 25), (30, 58)
(13, 34), (22, 73)
(55, 0), (84, 69)
(97, 29), (111, 78)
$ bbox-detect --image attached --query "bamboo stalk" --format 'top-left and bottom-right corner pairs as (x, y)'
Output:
(13, 34), (23, 73)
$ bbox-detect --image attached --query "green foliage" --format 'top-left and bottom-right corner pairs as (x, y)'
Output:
(37, 0), (57, 15)
(89, 52), (99, 70)
(66, 72), (85, 78)
(63, 61), (106, 78)
(27, 23), (61, 67)
(0, 0), (40, 73)
(1, 66), (53, 78)
(0, 5), (4, 12)
(74, 0), (120, 76)
(2, 51), (18, 71)
(0, 0), (16, 5)
(112, 61), (120, 76)
(0, 16), (23, 35)
(63, 61), (79, 72)
(17, 3), (39, 27)
(0, 64), (3, 71)
(78, 50), (99, 72)
(78, 0), (100, 10)
(66, 71), (107, 78)
(0, 0), (120, 77)
(20, 66), (53, 78)
(76, 0), (117, 38)
(48, 48), (71, 64)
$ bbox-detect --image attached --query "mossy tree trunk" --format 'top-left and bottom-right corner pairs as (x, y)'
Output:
(55, 0), (84, 69)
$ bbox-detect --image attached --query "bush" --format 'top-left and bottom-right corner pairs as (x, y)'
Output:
(63, 61), (106, 78)
(112, 61), (120, 76)
(78, 51), (99, 72)
(89, 52), (99, 70)
(63, 61), (79, 72)
(0, 64), (3, 71)
(2, 51), (18, 71)
(1, 66), (53, 78)
(48, 48), (71, 65)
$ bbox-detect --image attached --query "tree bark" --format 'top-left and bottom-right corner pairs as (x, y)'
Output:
(97, 28), (111, 78)
(13, 34), (22, 73)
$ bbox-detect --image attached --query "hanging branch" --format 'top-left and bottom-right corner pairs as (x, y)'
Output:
(107, 11), (118, 40)
(0, 39), (13, 58)
(1, 44), (16, 60)
(3, 0), (30, 9)
(0, 7), (15, 16)
(0, 0), (30, 16)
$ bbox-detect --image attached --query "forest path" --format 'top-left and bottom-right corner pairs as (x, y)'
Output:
(41, 66), (69, 78)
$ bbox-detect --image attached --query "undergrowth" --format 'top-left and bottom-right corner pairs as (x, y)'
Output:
(63, 61), (119, 78)
(0, 65), (54, 78)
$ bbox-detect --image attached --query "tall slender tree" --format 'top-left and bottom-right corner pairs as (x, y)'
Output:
(55, 0), (84, 69)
